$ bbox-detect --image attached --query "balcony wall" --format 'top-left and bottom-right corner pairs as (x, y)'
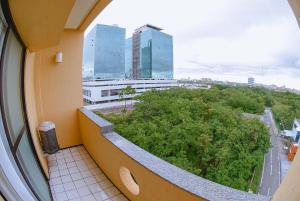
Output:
(24, 30), (84, 177)
(78, 107), (269, 201)
(33, 30), (84, 148)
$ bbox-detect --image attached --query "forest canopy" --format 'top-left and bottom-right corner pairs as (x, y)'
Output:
(99, 86), (300, 191)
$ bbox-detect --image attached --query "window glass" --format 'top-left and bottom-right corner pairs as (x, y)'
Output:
(101, 90), (109, 97)
(2, 30), (24, 143)
(16, 132), (52, 201)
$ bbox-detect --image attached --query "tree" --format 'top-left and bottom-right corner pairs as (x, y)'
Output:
(119, 86), (136, 112)
(102, 87), (272, 191)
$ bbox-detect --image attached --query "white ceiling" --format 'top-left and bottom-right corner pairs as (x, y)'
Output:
(65, 0), (98, 29)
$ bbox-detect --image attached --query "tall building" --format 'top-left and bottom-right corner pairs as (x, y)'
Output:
(125, 24), (173, 79)
(83, 24), (125, 80)
(248, 77), (255, 85)
(125, 38), (133, 79)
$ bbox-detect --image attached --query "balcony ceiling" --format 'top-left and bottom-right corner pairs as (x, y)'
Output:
(65, 0), (98, 29)
(8, 0), (110, 51)
(289, 0), (300, 27)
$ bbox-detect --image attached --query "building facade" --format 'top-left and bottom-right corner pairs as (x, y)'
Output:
(83, 79), (178, 104)
(83, 24), (126, 80)
(125, 24), (173, 79)
(248, 77), (255, 85)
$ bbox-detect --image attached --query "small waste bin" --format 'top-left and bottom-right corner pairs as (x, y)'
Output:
(39, 121), (59, 154)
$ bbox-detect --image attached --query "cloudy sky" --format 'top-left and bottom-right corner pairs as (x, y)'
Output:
(86, 0), (300, 89)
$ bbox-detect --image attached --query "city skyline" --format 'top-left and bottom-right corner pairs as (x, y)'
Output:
(84, 24), (173, 80)
(86, 0), (300, 89)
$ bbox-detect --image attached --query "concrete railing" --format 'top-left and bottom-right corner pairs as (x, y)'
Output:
(78, 107), (270, 201)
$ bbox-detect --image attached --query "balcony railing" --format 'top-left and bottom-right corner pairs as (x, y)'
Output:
(78, 107), (270, 201)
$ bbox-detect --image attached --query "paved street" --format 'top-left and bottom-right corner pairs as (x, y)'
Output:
(258, 108), (281, 196)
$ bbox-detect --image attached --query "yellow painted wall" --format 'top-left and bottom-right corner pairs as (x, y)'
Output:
(34, 30), (83, 148)
(24, 50), (49, 177)
(78, 110), (206, 201)
(272, 151), (300, 201)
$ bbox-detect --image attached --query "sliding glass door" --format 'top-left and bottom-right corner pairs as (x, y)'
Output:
(0, 2), (52, 201)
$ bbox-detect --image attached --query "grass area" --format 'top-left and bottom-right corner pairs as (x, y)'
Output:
(249, 155), (264, 193)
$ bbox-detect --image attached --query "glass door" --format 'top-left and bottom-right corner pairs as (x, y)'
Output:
(0, 3), (52, 201)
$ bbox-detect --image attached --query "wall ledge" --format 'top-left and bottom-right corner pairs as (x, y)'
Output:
(79, 107), (112, 134)
(79, 107), (270, 201)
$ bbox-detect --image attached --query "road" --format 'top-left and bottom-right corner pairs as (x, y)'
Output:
(258, 108), (281, 196)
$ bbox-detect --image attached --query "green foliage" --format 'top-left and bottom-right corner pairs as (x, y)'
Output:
(101, 87), (273, 191)
(271, 91), (300, 130)
(119, 86), (136, 112)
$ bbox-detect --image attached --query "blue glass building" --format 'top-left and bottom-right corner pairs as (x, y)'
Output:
(125, 38), (132, 79)
(125, 24), (173, 79)
(83, 24), (125, 80)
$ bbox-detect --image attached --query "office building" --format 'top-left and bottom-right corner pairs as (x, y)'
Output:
(125, 24), (173, 79)
(83, 24), (125, 80)
(83, 79), (178, 104)
(248, 77), (255, 85)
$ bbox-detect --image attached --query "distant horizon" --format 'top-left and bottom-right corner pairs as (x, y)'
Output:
(86, 0), (300, 90)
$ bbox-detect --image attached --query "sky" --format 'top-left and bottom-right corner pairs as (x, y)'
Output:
(86, 0), (300, 89)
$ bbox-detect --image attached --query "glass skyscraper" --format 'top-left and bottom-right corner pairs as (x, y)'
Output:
(125, 38), (132, 79)
(83, 24), (125, 80)
(125, 24), (173, 79)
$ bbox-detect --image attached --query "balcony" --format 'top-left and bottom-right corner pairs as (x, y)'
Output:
(48, 146), (128, 201)
(0, 1), (300, 201)
(75, 108), (270, 201)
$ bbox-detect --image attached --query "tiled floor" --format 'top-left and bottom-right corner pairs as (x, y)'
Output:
(48, 145), (129, 201)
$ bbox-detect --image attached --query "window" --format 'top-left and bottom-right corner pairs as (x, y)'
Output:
(110, 89), (120, 96)
(101, 90), (109, 97)
(0, 4), (51, 201)
(83, 89), (91, 97)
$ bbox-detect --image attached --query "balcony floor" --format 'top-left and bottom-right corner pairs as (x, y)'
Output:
(48, 145), (128, 201)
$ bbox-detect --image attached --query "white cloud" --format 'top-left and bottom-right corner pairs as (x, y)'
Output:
(87, 0), (300, 89)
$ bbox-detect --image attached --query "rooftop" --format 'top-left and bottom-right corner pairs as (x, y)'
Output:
(134, 24), (163, 32)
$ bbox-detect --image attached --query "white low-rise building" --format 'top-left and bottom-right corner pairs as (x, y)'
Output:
(83, 79), (178, 104)
(283, 119), (300, 142)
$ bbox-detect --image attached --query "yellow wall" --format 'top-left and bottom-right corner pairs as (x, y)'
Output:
(272, 151), (300, 200)
(78, 110), (205, 201)
(24, 50), (49, 177)
(33, 30), (83, 148)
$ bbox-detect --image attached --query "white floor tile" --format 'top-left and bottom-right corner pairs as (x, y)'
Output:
(93, 191), (109, 201)
(55, 192), (68, 201)
(71, 172), (83, 181)
(53, 184), (64, 194)
(59, 169), (69, 176)
(48, 146), (127, 201)
(84, 176), (97, 185)
(74, 179), (86, 189)
(66, 189), (79, 200)
(61, 175), (72, 183)
(63, 182), (76, 191)
(99, 180), (113, 189)
(88, 183), (103, 193)
(81, 194), (96, 201)
(77, 186), (91, 197)
(111, 194), (129, 201)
